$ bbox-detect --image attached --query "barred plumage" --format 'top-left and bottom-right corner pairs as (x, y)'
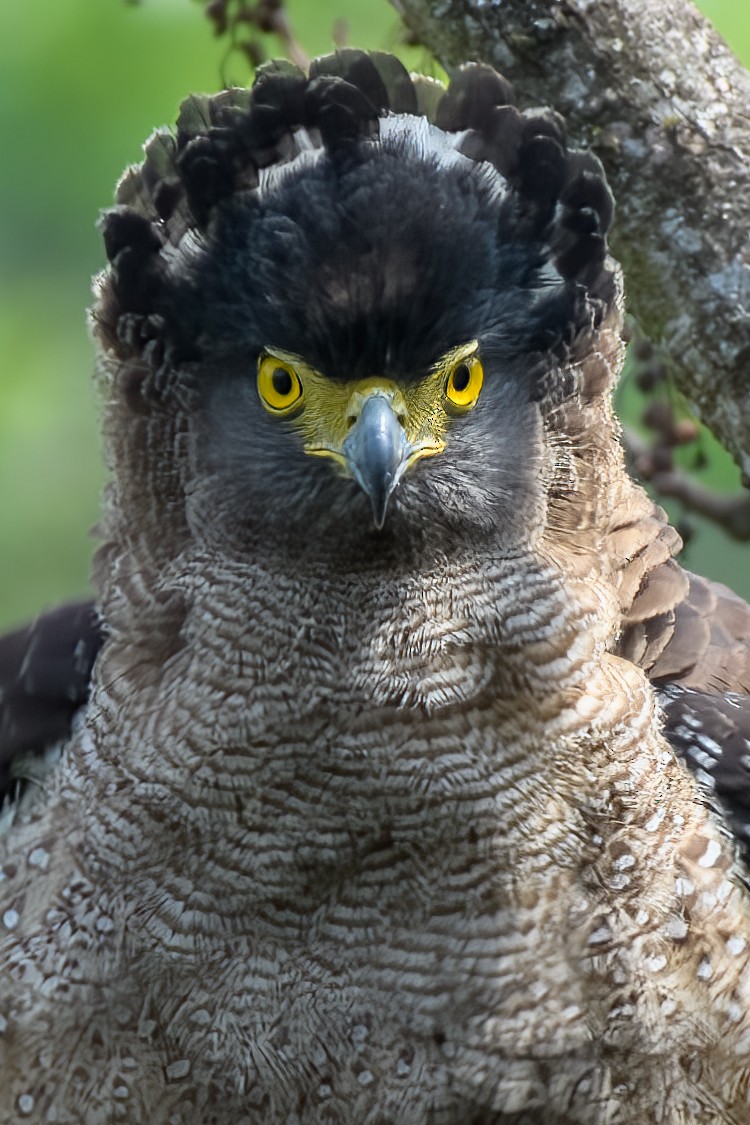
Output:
(2, 50), (750, 1124)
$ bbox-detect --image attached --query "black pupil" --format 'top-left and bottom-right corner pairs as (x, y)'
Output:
(272, 367), (294, 397)
(452, 363), (471, 393)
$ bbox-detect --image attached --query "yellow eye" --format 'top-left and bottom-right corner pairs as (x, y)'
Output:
(257, 355), (304, 414)
(445, 354), (484, 412)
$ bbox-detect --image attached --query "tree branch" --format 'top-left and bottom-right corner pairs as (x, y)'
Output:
(624, 425), (750, 540)
(391, 0), (750, 481)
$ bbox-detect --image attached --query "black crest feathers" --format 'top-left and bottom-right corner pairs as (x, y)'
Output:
(95, 50), (616, 360)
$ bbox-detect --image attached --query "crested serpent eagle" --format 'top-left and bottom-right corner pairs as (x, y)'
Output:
(2, 50), (750, 1124)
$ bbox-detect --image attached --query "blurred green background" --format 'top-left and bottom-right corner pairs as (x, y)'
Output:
(0, 0), (747, 630)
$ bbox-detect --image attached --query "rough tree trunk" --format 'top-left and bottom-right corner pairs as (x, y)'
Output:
(391, 0), (750, 481)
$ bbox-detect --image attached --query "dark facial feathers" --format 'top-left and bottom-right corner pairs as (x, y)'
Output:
(180, 148), (572, 384)
(88, 50), (626, 567)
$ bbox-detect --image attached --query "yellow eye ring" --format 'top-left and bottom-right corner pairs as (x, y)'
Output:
(257, 355), (304, 414)
(445, 354), (484, 413)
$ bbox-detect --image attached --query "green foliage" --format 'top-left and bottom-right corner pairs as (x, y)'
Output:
(699, 0), (750, 66)
(0, 0), (746, 629)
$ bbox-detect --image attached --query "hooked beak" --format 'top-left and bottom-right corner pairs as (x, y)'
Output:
(342, 393), (410, 529)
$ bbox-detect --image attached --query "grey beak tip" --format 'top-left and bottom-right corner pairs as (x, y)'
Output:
(371, 493), (389, 530)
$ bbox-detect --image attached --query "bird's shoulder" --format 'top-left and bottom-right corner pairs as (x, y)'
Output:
(0, 601), (102, 812)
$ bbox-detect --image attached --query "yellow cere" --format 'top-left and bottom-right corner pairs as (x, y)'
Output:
(256, 341), (483, 469)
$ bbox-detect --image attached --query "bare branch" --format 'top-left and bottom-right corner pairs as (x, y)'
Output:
(200, 0), (308, 74)
(624, 425), (750, 541)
